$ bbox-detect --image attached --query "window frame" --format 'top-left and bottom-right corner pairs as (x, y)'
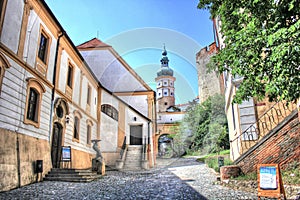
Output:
(35, 25), (52, 76)
(0, 52), (11, 94)
(101, 104), (118, 121)
(86, 119), (93, 146)
(73, 110), (82, 142)
(67, 64), (74, 89)
(24, 78), (46, 128)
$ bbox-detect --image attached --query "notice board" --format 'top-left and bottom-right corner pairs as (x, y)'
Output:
(257, 164), (286, 200)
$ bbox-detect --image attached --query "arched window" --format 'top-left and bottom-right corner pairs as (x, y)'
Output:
(73, 110), (82, 141)
(24, 78), (46, 127)
(86, 119), (93, 146)
(74, 116), (80, 140)
(101, 104), (118, 121)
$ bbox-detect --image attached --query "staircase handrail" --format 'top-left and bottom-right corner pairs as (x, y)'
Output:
(230, 101), (297, 156)
(120, 136), (127, 160)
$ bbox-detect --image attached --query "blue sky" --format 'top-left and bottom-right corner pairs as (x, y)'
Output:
(45, 0), (214, 104)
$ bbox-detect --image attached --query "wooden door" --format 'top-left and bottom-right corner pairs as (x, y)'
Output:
(51, 122), (62, 168)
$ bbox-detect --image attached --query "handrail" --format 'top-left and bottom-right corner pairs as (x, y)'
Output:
(230, 101), (297, 157)
(120, 136), (127, 160)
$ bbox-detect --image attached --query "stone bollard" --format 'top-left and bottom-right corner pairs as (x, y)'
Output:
(220, 165), (241, 181)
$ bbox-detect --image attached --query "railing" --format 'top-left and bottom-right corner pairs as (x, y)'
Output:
(230, 101), (297, 157)
(120, 136), (127, 159)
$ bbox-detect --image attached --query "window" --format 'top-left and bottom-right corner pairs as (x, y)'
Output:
(67, 65), (73, 88)
(87, 85), (91, 105)
(38, 33), (48, 63)
(101, 104), (118, 121)
(73, 110), (82, 141)
(27, 88), (38, 121)
(164, 92), (168, 96)
(74, 116), (79, 140)
(86, 124), (91, 145)
(24, 78), (46, 127)
(164, 102), (168, 105)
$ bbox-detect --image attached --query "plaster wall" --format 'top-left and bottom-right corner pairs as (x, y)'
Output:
(100, 90), (119, 152)
(0, 55), (52, 140)
(0, 128), (51, 192)
(1, 0), (23, 53)
(80, 49), (147, 93)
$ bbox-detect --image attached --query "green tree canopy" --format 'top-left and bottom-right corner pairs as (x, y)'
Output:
(198, 0), (300, 103)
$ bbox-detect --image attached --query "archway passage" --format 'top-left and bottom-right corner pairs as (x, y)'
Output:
(51, 122), (63, 168)
(158, 134), (173, 157)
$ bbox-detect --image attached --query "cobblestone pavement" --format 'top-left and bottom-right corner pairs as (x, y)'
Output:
(0, 157), (257, 200)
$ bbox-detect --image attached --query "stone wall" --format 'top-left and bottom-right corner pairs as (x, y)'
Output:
(235, 112), (300, 174)
(0, 128), (51, 192)
(196, 42), (223, 103)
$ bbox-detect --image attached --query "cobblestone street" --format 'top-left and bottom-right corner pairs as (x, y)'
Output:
(0, 157), (257, 200)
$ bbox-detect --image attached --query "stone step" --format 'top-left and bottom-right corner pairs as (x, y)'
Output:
(44, 168), (101, 182)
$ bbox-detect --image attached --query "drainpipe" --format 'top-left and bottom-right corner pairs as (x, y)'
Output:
(49, 31), (65, 142)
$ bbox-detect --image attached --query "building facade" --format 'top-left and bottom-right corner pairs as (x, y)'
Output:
(0, 0), (156, 192)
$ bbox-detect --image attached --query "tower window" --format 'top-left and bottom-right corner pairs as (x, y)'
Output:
(164, 92), (168, 96)
(164, 102), (168, 105)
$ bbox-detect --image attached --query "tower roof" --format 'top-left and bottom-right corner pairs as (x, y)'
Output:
(157, 45), (173, 77)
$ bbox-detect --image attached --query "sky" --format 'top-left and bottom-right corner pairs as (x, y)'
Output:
(45, 0), (214, 104)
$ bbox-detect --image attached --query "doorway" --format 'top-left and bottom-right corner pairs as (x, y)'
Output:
(130, 125), (143, 145)
(51, 122), (63, 168)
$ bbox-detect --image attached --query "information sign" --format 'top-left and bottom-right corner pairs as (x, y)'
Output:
(61, 146), (71, 161)
(257, 164), (286, 200)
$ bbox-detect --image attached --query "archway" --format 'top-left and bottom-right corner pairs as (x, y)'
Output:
(158, 134), (173, 158)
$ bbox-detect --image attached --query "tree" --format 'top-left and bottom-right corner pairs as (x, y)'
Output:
(198, 0), (300, 103)
(174, 94), (229, 154)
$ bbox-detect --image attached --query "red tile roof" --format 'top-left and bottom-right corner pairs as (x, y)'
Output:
(77, 38), (111, 49)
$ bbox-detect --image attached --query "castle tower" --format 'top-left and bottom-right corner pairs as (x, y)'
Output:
(155, 45), (176, 112)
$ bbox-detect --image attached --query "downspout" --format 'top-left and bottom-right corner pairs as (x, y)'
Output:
(49, 31), (65, 143)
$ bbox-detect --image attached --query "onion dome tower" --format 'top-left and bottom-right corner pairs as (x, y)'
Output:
(155, 45), (176, 112)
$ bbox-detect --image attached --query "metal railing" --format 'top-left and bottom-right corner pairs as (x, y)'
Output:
(230, 101), (297, 156)
(120, 136), (127, 159)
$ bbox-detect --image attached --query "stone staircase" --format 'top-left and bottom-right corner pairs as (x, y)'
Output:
(123, 145), (143, 170)
(44, 168), (101, 182)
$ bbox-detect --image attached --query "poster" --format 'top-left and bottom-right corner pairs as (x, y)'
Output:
(61, 146), (71, 161)
(259, 166), (277, 190)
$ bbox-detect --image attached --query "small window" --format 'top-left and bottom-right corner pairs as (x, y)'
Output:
(38, 33), (48, 63)
(164, 92), (168, 96)
(164, 102), (168, 106)
(86, 124), (91, 145)
(87, 85), (91, 105)
(74, 116), (80, 140)
(26, 88), (38, 122)
(101, 104), (118, 121)
(67, 65), (73, 88)
(171, 92), (174, 96)
(158, 93), (161, 96)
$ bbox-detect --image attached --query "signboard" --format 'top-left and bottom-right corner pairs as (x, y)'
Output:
(61, 146), (71, 161)
(257, 164), (286, 200)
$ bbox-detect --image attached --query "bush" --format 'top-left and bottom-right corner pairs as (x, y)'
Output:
(205, 156), (233, 172)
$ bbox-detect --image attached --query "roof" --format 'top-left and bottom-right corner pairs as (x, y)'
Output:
(77, 38), (111, 49)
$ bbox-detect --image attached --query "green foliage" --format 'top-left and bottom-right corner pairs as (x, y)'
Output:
(175, 94), (229, 155)
(205, 156), (233, 172)
(198, 0), (300, 103)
